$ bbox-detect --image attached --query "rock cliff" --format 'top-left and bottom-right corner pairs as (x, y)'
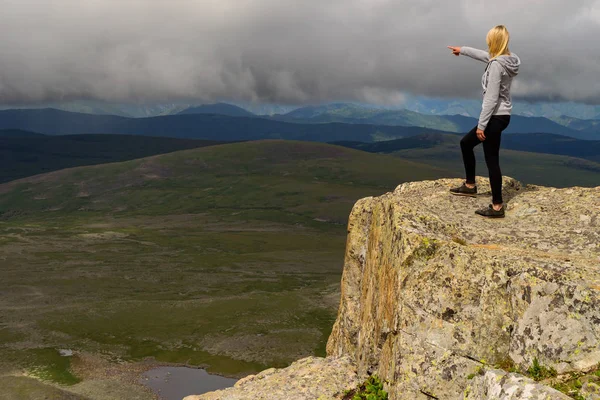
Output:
(186, 177), (600, 400)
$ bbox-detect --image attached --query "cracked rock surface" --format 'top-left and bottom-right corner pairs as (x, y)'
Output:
(327, 177), (599, 399)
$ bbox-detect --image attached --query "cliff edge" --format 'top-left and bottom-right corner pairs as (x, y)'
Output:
(186, 177), (600, 400)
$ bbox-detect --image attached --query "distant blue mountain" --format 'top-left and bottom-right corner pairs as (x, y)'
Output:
(229, 101), (298, 116)
(401, 96), (600, 120)
(443, 114), (593, 139)
(504, 115), (586, 136)
(550, 115), (600, 133)
(284, 103), (349, 119)
(178, 103), (255, 117)
(4, 98), (600, 120)
(280, 103), (464, 132)
(0, 108), (448, 142)
(1, 107), (597, 145)
(0, 101), (193, 118)
(279, 103), (597, 140)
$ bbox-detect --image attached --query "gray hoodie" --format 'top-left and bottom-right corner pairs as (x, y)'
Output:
(460, 46), (521, 131)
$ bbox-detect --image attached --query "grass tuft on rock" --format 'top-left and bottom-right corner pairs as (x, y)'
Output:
(527, 358), (557, 381)
(342, 375), (389, 400)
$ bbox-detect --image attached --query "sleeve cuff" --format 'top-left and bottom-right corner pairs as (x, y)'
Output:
(477, 123), (487, 131)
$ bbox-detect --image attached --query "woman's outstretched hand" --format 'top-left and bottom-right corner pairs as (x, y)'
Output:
(447, 46), (461, 56)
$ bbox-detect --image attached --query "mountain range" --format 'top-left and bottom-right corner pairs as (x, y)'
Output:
(269, 103), (598, 139)
(163, 102), (600, 139)
(399, 96), (600, 120)
(1, 106), (599, 142)
(4, 98), (600, 120)
(0, 108), (452, 142)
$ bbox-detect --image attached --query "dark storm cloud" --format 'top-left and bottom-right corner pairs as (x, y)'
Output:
(1, 0), (599, 105)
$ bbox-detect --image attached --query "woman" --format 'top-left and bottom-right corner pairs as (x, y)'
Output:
(447, 25), (520, 218)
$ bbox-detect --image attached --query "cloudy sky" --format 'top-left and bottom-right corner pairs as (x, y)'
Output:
(1, 0), (599, 106)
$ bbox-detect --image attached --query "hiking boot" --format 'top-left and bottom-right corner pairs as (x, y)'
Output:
(475, 204), (505, 218)
(450, 182), (477, 197)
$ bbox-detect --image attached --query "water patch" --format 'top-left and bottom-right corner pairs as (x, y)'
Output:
(58, 349), (73, 357)
(141, 366), (237, 400)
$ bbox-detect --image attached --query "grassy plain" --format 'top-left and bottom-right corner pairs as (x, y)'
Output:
(0, 140), (453, 398)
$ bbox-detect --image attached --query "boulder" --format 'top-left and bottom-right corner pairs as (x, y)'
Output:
(327, 177), (599, 398)
(183, 356), (359, 400)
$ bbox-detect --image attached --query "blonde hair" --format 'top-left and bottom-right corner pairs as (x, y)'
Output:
(486, 25), (510, 59)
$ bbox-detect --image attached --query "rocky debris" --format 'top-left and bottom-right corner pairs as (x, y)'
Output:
(183, 356), (359, 400)
(465, 369), (570, 399)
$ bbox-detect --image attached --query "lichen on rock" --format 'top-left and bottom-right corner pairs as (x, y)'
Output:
(465, 369), (570, 399)
(327, 176), (599, 399)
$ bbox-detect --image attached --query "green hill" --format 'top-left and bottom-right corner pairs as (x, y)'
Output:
(394, 146), (600, 188)
(334, 132), (600, 163)
(0, 140), (453, 398)
(333, 133), (600, 187)
(0, 132), (224, 183)
(406, 147), (600, 187)
(0, 140), (451, 221)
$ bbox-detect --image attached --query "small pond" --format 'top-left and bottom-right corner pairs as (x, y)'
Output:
(141, 366), (238, 400)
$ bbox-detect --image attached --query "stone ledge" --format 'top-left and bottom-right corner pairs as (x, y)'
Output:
(183, 356), (360, 400)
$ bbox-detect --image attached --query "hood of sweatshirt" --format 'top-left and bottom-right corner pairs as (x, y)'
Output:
(494, 52), (520, 77)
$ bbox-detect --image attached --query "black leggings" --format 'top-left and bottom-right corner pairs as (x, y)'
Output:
(460, 115), (510, 205)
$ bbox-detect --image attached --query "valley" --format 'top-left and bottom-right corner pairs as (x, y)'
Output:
(0, 140), (451, 398)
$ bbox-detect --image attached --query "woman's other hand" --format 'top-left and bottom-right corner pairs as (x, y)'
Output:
(447, 46), (461, 56)
(477, 128), (486, 141)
